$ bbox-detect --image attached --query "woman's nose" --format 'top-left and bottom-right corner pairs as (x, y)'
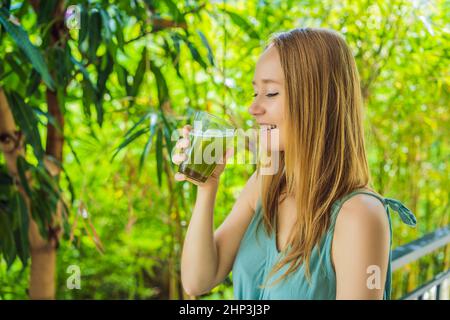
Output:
(248, 101), (265, 116)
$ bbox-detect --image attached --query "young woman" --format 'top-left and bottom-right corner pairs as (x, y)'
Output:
(172, 27), (416, 300)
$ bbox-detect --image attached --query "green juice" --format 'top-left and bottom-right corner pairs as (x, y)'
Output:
(178, 129), (234, 183)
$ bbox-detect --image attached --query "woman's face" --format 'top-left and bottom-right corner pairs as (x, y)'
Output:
(248, 44), (286, 151)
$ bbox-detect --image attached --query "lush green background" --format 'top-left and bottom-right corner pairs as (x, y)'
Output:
(0, 0), (448, 299)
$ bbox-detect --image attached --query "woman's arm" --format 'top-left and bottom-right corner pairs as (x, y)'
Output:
(181, 171), (259, 296)
(332, 194), (390, 300)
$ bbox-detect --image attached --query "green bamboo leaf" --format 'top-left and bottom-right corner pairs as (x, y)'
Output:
(81, 82), (95, 120)
(0, 70), (13, 82)
(83, 87), (93, 120)
(29, 190), (49, 238)
(97, 53), (113, 96)
(123, 112), (153, 139)
(158, 107), (174, 146)
(143, 0), (155, 11)
(138, 131), (156, 173)
(114, 12), (124, 48)
(13, 191), (29, 266)
(80, 79), (93, 117)
(36, 0), (57, 25)
(70, 56), (92, 81)
(94, 99), (104, 127)
(139, 114), (158, 172)
(222, 9), (259, 40)
(111, 127), (150, 161)
(88, 9), (102, 60)
(63, 44), (74, 85)
(33, 162), (61, 196)
(0, 8), (55, 90)
(165, 36), (182, 79)
(32, 105), (81, 169)
(60, 164), (75, 205)
(78, 4), (88, 44)
(0, 168), (13, 186)
(72, 56), (99, 122)
(197, 31), (215, 66)
(29, 165), (61, 232)
(65, 136), (82, 168)
(35, 186), (58, 220)
(50, 47), (67, 87)
(26, 69), (41, 96)
(99, 8), (112, 42)
(32, 106), (61, 132)
(5, 52), (26, 80)
(185, 38), (208, 69)
(13, 1), (28, 17)
(160, 0), (186, 24)
(130, 48), (147, 97)
(13, 229), (28, 267)
(170, 32), (181, 53)
(160, 112), (175, 160)
(16, 156), (31, 197)
(0, 210), (16, 268)
(156, 127), (163, 187)
(5, 90), (44, 159)
(0, 0), (9, 11)
(97, 53), (114, 95)
(116, 63), (130, 94)
(95, 54), (113, 127)
(150, 60), (169, 105)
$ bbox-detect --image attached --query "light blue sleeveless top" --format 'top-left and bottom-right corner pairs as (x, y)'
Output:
(232, 188), (417, 300)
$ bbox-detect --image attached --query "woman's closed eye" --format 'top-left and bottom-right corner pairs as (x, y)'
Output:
(252, 92), (279, 98)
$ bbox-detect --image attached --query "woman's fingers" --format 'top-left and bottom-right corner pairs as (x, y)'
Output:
(175, 172), (203, 186)
(172, 128), (191, 166)
(175, 137), (190, 149)
(172, 153), (187, 165)
(174, 172), (186, 181)
(182, 125), (192, 139)
(173, 125), (195, 183)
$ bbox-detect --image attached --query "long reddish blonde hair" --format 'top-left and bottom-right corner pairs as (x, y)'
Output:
(256, 27), (373, 287)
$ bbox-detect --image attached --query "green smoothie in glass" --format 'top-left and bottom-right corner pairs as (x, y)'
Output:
(178, 111), (235, 183)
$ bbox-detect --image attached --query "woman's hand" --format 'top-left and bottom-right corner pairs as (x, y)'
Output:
(172, 124), (233, 188)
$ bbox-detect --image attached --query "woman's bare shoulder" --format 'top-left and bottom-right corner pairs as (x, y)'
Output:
(337, 193), (388, 231)
(332, 193), (390, 299)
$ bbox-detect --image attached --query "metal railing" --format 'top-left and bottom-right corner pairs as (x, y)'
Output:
(392, 225), (450, 300)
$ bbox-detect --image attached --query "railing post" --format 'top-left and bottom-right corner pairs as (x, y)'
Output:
(392, 225), (450, 300)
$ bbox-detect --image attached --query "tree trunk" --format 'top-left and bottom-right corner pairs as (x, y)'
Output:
(29, 88), (65, 299)
(28, 219), (57, 299)
(0, 86), (64, 299)
(0, 88), (56, 299)
(28, 0), (67, 299)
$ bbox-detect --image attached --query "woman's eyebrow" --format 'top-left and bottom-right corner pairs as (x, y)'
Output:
(252, 79), (281, 85)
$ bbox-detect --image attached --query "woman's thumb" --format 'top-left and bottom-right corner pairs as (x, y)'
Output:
(217, 148), (234, 168)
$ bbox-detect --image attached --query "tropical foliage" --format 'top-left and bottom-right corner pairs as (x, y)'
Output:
(0, 0), (448, 299)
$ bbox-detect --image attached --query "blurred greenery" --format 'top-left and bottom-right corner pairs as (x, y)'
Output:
(0, 0), (448, 300)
